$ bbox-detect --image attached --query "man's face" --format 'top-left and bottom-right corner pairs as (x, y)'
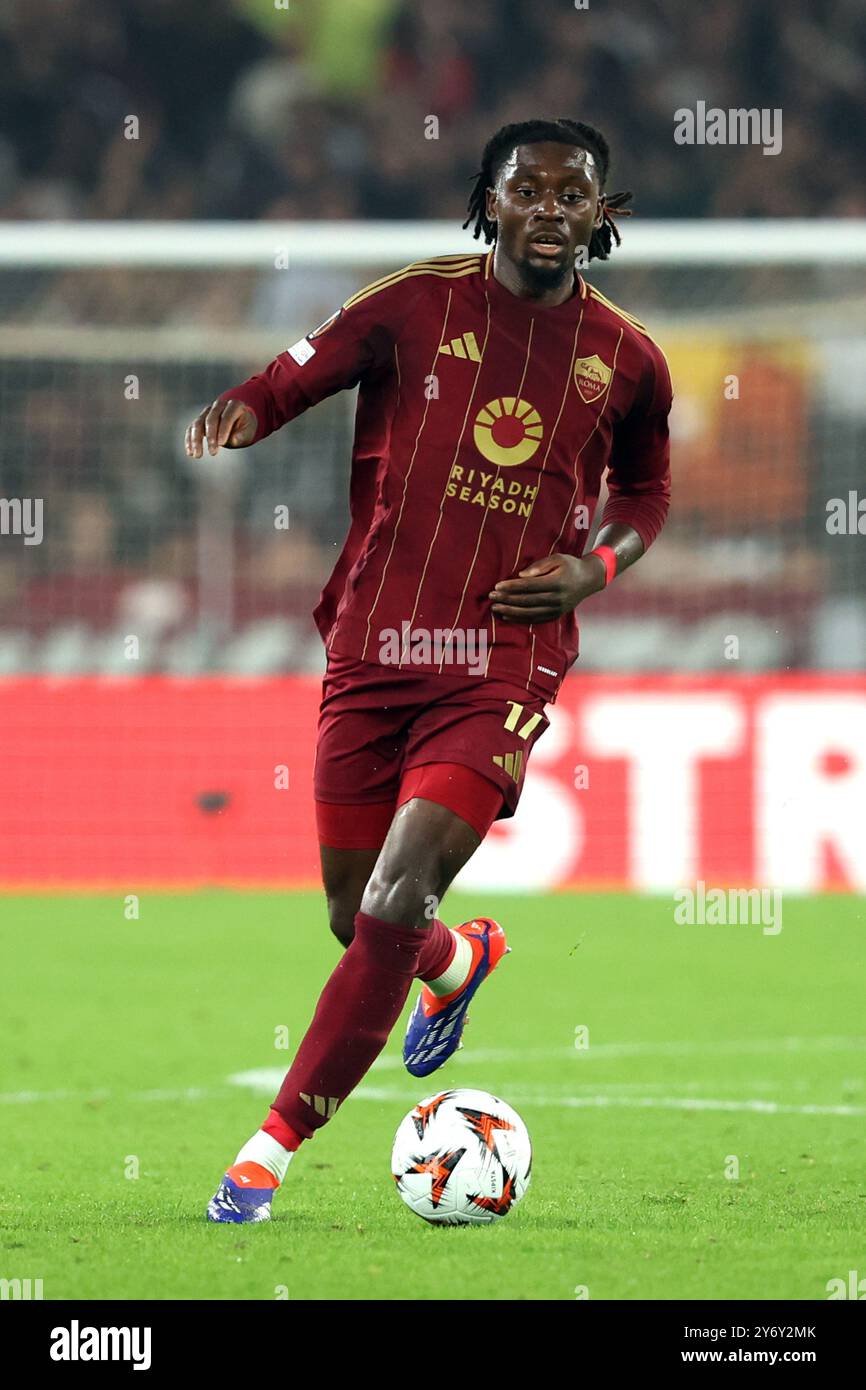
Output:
(485, 141), (604, 287)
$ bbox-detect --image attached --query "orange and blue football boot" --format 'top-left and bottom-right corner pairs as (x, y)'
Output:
(403, 918), (509, 1077)
(206, 1162), (278, 1223)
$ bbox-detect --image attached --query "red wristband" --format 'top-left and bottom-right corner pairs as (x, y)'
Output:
(589, 545), (617, 586)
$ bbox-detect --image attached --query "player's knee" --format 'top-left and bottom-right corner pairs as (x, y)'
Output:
(360, 861), (442, 928)
(327, 900), (356, 949)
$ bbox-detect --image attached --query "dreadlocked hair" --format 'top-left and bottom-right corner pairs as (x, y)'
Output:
(462, 117), (633, 262)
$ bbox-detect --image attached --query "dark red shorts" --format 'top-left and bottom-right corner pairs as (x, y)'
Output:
(314, 653), (550, 848)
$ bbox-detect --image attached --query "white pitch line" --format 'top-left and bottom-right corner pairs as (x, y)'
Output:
(0, 1084), (228, 1106)
(571, 1036), (866, 1060)
(1, 1078), (861, 1119)
(355, 1088), (866, 1118)
(407, 1036), (866, 1064)
(227, 1034), (866, 1086)
(1, 1035), (864, 1114)
(227, 1075), (866, 1119)
(0, 1087), (110, 1104)
(489, 1094), (866, 1118)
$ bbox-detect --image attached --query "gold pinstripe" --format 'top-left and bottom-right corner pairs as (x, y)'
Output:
(586, 285), (649, 329)
(401, 297), (493, 668)
(485, 611), (496, 678)
(509, 310), (585, 580)
(344, 254), (483, 306)
(358, 290), (457, 663)
(393, 338), (402, 400)
(506, 311), (586, 693)
(587, 286), (670, 366)
(342, 258), (483, 311)
(548, 326), (624, 557)
(346, 264), (481, 311)
(440, 315), (536, 676)
(325, 341), (404, 656)
(587, 287), (671, 413)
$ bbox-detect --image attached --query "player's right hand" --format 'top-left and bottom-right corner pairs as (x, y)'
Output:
(184, 399), (258, 458)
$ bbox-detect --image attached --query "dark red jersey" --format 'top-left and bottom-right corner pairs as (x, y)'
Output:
(223, 251), (672, 701)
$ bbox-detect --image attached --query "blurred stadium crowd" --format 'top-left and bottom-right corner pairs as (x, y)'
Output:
(0, 0), (864, 676)
(2, 0), (865, 223)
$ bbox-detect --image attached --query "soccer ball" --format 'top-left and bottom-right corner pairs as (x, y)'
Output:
(391, 1088), (532, 1225)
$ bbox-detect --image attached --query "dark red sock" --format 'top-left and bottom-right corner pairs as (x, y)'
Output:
(415, 917), (456, 982)
(270, 911), (427, 1140)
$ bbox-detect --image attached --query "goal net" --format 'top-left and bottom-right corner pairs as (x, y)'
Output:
(1, 220), (864, 677)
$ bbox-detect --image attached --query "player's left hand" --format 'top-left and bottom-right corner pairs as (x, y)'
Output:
(489, 553), (606, 623)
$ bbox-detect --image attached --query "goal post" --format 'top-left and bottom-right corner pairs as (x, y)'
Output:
(2, 219), (865, 266)
(0, 220), (864, 677)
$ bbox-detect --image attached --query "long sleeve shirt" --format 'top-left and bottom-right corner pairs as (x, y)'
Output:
(222, 250), (672, 701)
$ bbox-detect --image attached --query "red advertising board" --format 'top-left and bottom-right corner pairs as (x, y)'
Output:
(0, 676), (863, 892)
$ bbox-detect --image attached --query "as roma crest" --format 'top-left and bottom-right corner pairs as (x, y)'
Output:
(573, 353), (612, 404)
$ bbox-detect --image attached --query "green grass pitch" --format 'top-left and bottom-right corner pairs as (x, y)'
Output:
(2, 890), (864, 1301)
